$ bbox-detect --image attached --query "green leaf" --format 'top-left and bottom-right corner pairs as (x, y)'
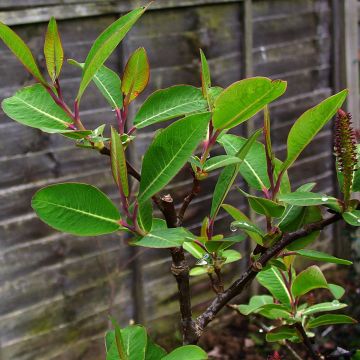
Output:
(213, 77), (287, 130)
(106, 330), (128, 360)
(307, 314), (357, 329)
(222, 204), (264, 245)
(183, 241), (206, 259)
(343, 210), (360, 226)
(162, 345), (208, 360)
(0, 21), (46, 84)
(205, 234), (246, 253)
(200, 49), (211, 106)
(2, 84), (74, 133)
(292, 265), (328, 298)
(210, 129), (262, 220)
(44, 17), (64, 81)
(77, 7), (145, 100)
(137, 199), (153, 233)
(135, 228), (193, 248)
(302, 301), (347, 316)
(239, 189), (285, 218)
(230, 220), (264, 238)
(257, 266), (292, 306)
(286, 205), (322, 251)
(222, 249), (242, 264)
(189, 267), (208, 276)
(145, 337), (167, 360)
(218, 134), (289, 193)
(139, 113), (210, 203)
(122, 47), (149, 103)
(258, 304), (293, 320)
(328, 283), (345, 300)
(281, 90), (348, 171)
(111, 127), (129, 197)
(293, 249), (352, 265)
(69, 59), (123, 109)
(203, 155), (242, 172)
(122, 325), (147, 360)
(133, 85), (208, 129)
(238, 295), (273, 315)
(278, 192), (341, 211)
(276, 183), (316, 231)
(266, 326), (298, 342)
(32, 183), (121, 236)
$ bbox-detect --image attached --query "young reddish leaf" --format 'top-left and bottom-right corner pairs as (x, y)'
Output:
(77, 7), (146, 101)
(44, 17), (64, 82)
(122, 47), (150, 104)
(110, 127), (129, 197)
(0, 22), (47, 85)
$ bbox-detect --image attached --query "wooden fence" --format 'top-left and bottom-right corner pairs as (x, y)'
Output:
(0, 1), (359, 359)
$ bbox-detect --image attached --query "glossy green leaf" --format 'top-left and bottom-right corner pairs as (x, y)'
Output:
(213, 77), (287, 129)
(135, 228), (193, 248)
(276, 183), (316, 231)
(203, 155), (242, 172)
(218, 134), (290, 193)
(183, 241), (206, 259)
(44, 17), (64, 81)
(210, 129), (262, 220)
(258, 304), (292, 320)
(111, 127), (129, 197)
(238, 295), (273, 315)
(293, 249), (352, 265)
(292, 265), (328, 298)
(162, 345), (208, 360)
(122, 325), (147, 360)
(133, 85), (208, 129)
(189, 267), (208, 276)
(257, 266), (292, 305)
(230, 220), (264, 238)
(342, 210), (360, 226)
(138, 113), (210, 203)
(106, 330), (128, 360)
(122, 47), (150, 103)
(0, 21), (46, 84)
(302, 301), (347, 316)
(281, 90), (348, 171)
(222, 249), (242, 264)
(278, 192), (341, 211)
(205, 234), (246, 253)
(32, 183), (122, 236)
(200, 49), (211, 105)
(328, 283), (345, 300)
(286, 206), (322, 251)
(69, 59), (123, 109)
(78, 7), (145, 100)
(222, 204), (264, 245)
(137, 199), (153, 233)
(239, 190), (285, 218)
(145, 337), (167, 360)
(307, 314), (357, 329)
(2, 84), (73, 133)
(266, 326), (298, 342)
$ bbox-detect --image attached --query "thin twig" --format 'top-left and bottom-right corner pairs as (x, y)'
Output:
(295, 323), (321, 360)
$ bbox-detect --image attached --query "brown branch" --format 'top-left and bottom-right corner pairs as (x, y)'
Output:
(193, 212), (342, 342)
(295, 323), (321, 360)
(178, 174), (201, 225)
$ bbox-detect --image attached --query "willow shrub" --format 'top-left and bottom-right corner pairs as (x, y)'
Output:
(1, 6), (359, 360)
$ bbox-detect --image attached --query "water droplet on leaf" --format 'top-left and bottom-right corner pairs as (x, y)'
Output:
(321, 196), (329, 201)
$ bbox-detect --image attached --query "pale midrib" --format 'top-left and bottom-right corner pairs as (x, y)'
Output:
(15, 96), (70, 126)
(36, 199), (119, 225)
(205, 158), (240, 171)
(139, 125), (201, 202)
(243, 159), (266, 189)
(271, 268), (292, 304)
(303, 304), (343, 315)
(281, 197), (336, 203)
(277, 205), (294, 227)
(221, 86), (279, 128)
(94, 72), (118, 108)
(135, 98), (203, 127)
